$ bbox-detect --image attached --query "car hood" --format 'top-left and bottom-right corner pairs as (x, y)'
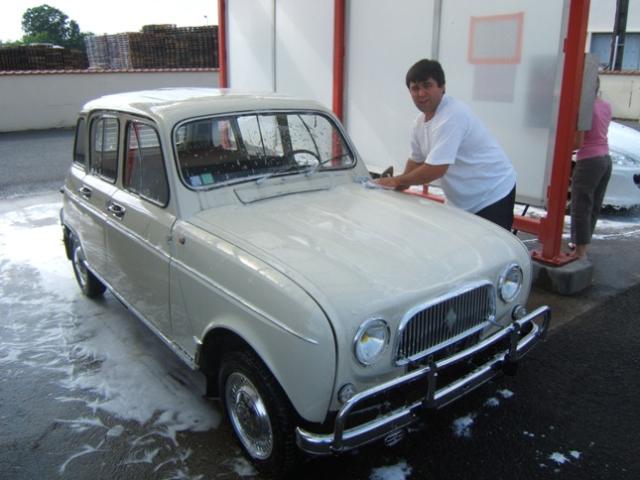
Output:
(188, 182), (529, 326)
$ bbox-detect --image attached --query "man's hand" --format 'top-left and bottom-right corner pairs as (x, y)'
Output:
(373, 160), (447, 191)
(374, 176), (410, 190)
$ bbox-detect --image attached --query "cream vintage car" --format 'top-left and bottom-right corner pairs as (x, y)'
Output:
(60, 88), (550, 477)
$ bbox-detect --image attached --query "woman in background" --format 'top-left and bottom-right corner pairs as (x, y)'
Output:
(570, 79), (612, 259)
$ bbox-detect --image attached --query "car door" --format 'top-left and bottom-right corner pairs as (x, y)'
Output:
(71, 113), (120, 280)
(105, 119), (175, 334)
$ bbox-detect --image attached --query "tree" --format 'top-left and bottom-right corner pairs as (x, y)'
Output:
(21, 4), (89, 50)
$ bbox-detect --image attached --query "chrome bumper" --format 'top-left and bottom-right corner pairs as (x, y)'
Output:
(296, 305), (551, 455)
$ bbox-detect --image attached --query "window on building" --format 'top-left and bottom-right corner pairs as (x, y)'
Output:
(591, 32), (640, 70)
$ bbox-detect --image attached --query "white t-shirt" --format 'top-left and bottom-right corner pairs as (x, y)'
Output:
(410, 94), (516, 213)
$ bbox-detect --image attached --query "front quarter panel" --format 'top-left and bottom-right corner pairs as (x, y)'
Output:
(169, 219), (337, 423)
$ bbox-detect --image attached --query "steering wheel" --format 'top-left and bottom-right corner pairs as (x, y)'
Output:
(285, 149), (321, 166)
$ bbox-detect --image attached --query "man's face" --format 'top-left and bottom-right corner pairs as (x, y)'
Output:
(409, 78), (444, 116)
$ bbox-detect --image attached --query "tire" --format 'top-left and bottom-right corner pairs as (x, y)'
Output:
(71, 237), (106, 298)
(219, 350), (299, 478)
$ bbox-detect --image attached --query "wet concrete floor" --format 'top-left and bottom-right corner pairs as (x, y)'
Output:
(1, 192), (639, 479)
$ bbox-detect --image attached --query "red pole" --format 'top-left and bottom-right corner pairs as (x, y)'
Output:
(332, 0), (346, 120)
(217, 0), (228, 88)
(532, 0), (590, 266)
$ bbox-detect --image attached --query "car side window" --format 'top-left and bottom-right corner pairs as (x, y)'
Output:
(73, 118), (86, 167)
(125, 121), (169, 206)
(90, 116), (119, 183)
(175, 117), (242, 187)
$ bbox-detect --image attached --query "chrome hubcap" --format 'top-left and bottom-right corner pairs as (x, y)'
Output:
(225, 372), (273, 460)
(72, 245), (89, 289)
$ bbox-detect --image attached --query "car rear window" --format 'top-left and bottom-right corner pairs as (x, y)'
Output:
(124, 121), (169, 206)
(90, 116), (119, 183)
(73, 118), (86, 166)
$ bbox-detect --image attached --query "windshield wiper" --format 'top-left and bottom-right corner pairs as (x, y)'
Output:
(255, 163), (311, 185)
(255, 152), (352, 184)
(305, 152), (352, 176)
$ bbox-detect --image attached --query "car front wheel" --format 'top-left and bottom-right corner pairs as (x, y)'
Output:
(71, 237), (106, 298)
(219, 350), (299, 477)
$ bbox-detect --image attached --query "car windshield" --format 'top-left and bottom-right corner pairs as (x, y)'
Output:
(174, 111), (355, 188)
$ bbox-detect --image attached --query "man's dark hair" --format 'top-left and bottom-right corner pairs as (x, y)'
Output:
(405, 59), (446, 88)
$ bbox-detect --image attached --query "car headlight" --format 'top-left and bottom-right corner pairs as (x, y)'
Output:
(353, 318), (389, 366)
(610, 150), (640, 167)
(498, 264), (523, 302)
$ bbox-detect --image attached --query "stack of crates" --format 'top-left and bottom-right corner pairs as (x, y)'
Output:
(85, 34), (132, 69)
(0, 45), (88, 71)
(84, 25), (218, 70)
(84, 35), (109, 69)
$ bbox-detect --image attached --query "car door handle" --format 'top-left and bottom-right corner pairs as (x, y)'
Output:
(107, 202), (126, 219)
(78, 186), (92, 199)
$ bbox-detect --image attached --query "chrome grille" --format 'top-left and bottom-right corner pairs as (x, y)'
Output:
(395, 283), (496, 364)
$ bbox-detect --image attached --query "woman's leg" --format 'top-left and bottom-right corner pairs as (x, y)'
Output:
(590, 155), (613, 238)
(571, 156), (611, 257)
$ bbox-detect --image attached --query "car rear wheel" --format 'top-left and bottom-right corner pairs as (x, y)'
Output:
(219, 350), (299, 477)
(71, 238), (106, 298)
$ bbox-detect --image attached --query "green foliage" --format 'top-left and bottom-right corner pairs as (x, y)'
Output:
(21, 4), (90, 50)
(1, 39), (25, 47)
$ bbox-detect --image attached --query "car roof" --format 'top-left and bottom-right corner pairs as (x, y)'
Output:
(80, 88), (333, 126)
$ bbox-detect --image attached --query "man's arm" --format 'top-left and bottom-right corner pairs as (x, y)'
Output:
(375, 159), (448, 190)
(401, 158), (422, 175)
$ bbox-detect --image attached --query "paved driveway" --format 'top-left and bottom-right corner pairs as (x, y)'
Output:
(1, 193), (639, 479)
(0, 128), (73, 198)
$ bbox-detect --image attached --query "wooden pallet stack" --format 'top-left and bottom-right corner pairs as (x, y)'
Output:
(0, 45), (88, 71)
(84, 25), (218, 70)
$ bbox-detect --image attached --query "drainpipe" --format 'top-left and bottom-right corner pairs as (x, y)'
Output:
(332, 0), (346, 120)
(217, 0), (228, 88)
(610, 0), (629, 70)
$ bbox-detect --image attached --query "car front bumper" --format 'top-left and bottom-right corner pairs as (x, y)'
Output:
(296, 305), (551, 454)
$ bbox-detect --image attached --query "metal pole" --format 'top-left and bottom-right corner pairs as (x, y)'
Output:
(332, 0), (346, 121)
(431, 0), (443, 60)
(217, 0), (228, 88)
(532, 0), (590, 266)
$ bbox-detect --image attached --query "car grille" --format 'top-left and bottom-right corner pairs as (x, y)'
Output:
(395, 283), (496, 364)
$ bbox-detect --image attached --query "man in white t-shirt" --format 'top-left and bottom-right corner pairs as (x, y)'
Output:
(376, 59), (517, 230)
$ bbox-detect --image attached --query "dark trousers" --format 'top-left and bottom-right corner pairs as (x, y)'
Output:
(475, 185), (516, 231)
(571, 155), (612, 245)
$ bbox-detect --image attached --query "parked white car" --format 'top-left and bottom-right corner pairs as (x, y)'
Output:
(60, 88), (550, 477)
(606, 121), (640, 208)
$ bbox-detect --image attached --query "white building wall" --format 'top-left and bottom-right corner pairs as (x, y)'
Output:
(438, 0), (567, 205)
(344, 0), (435, 176)
(274, 0), (333, 105)
(600, 72), (640, 118)
(226, 0), (333, 105)
(0, 70), (219, 132)
(588, 0), (640, 32)
(589, 0), (617, 32)
(227, 0), (275, 91)
(631, 1), (640, 30)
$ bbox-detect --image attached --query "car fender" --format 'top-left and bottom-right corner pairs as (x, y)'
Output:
(169, 221), (338, 423)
